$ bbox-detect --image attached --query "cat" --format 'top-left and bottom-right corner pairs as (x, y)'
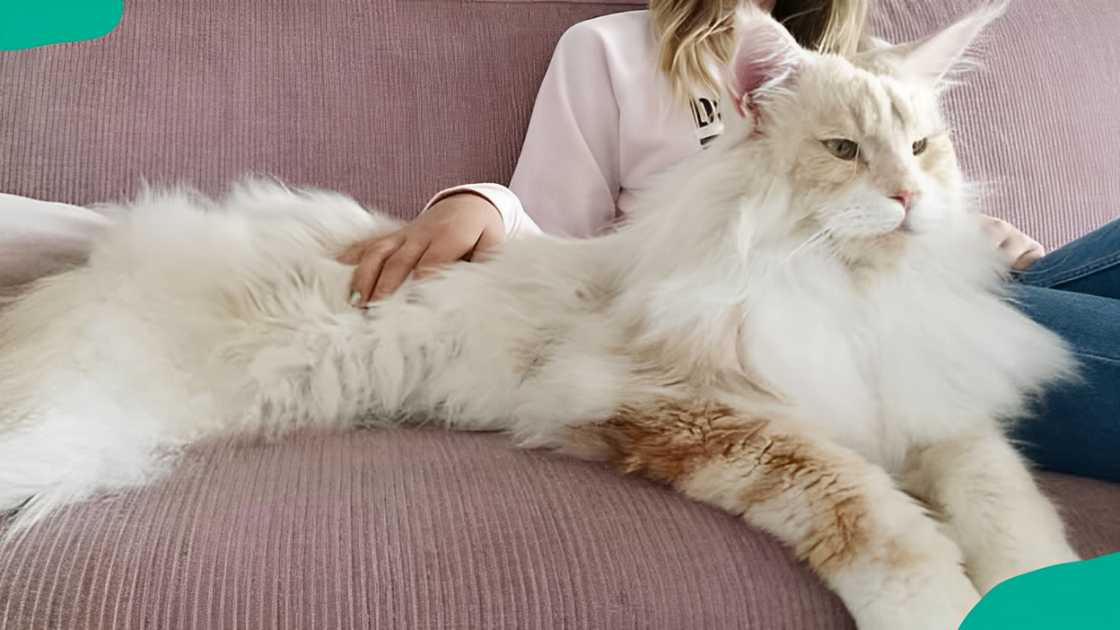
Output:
(0, 4), (1080, 629)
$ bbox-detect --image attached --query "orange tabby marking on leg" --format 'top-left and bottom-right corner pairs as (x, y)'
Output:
(571, 399), (882, 576)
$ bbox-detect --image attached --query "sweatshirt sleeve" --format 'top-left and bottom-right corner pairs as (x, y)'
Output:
(423, 19), (623, 239)
(0, 193), (109, 289)
(423, 182), (542, 238)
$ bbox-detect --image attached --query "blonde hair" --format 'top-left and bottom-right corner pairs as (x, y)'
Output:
(649, 0), (870, 99)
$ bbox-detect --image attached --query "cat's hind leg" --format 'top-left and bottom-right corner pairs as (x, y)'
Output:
(568, 400), (980, 630)
(901, 432), (1080, 594)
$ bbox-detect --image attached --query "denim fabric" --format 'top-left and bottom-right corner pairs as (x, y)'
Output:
(1016, 220), (1120, 300)
(1010, 219), (1120, 481)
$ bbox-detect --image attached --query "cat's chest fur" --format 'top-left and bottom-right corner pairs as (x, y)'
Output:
(740, 275), (966, 469)
(622, 245), (1067, 474)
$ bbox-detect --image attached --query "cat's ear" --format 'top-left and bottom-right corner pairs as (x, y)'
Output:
(724, 7), (804, 121)
(887, 2), (1007, 87)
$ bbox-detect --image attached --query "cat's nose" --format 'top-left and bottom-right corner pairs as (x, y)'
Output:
(890, 189), (916, 212)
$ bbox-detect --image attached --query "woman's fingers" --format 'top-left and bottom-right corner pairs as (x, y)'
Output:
(414, 232), (477, 278)
(350, 237), (403, 303)
(372, 239), (430, 300)
(336, 242), (365, 265)
(998, 230), (1045, 271)
(1011, 240), (1045, 271)
(983, 216), (1045, 270)
(982, 216), (1011, 246)
(341, 195), (506, 304)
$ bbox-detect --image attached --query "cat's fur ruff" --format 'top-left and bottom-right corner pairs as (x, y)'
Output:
(0, 4), (1079, 629)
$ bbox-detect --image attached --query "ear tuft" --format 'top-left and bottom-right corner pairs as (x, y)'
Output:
(892, 1), (1007, 87)
(723, 7), (804, 120)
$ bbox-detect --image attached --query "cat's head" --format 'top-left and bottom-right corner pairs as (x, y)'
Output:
(721, 3), (1003, 266)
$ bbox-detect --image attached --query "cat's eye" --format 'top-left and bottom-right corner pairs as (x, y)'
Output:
(822, 139), (859, 161)
(912, 138), (928, 155)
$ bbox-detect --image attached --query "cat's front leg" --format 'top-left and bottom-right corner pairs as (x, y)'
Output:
(902, 432), (1080, 594)
(568, 401), (980, 630)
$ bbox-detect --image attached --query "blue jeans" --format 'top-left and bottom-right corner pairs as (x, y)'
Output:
(1008, 219), (1120, 482)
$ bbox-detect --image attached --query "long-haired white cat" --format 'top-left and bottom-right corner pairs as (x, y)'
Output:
(0, 5), (1079, 629)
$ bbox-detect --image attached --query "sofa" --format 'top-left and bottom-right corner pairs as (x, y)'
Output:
(1, 1), (1117, 628)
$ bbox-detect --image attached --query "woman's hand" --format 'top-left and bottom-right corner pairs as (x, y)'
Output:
(339, 193), (505, 304)
(982, 215), (1045, 271)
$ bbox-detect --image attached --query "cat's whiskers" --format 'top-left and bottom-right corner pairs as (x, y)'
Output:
(784, 227), (831, 264)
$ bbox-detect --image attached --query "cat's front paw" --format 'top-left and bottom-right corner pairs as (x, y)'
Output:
(852, 575), (980, 630)
(970, 544), (1080, 595)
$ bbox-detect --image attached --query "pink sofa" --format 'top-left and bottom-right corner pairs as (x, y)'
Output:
(1, 1), (1117, 628)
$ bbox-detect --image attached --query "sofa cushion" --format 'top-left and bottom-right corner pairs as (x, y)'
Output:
(1, 429), (1116, 630)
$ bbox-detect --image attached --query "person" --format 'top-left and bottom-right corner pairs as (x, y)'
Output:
(339, 0), (1120, 482)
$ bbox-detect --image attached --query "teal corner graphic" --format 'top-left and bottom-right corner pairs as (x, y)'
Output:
(0, 0), (122, 51)
(962, 552), (1120, 629)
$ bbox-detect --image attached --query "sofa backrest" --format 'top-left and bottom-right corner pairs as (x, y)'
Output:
(1, 0), (1117, 249)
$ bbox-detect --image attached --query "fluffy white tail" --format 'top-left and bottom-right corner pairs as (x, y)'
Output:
(0, 181), (395, 537)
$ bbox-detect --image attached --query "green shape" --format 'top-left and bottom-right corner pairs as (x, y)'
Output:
(0, 0), (122, 51)
(961, 552), (1120, 629)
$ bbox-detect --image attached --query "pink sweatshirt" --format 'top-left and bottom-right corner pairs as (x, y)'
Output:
(426, 10), (724, 239)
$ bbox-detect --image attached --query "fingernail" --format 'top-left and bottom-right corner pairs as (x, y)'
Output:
(349, 291), (361, 306)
